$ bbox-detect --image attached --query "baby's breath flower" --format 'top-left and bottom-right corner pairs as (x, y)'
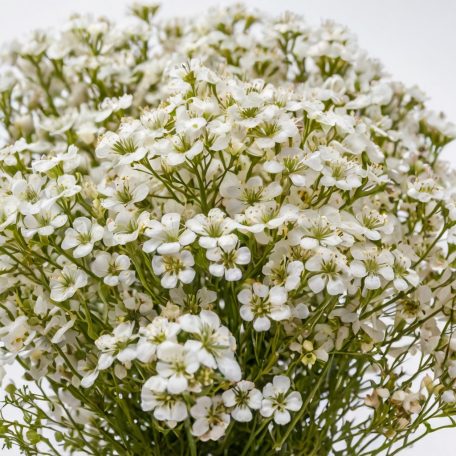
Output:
(152, 250), (195, 288)
(143, 213), (196, 254)
(238, 283), (290, 331)
(49, 264), (88, 302)
(190, 396), (230, 441)
(61, 217), (104, 258)
(141, 376), (188, 427)
(222, 380), (262, 422)
(260, 375), (302, 425)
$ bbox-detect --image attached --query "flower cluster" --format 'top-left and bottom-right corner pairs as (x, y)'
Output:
(1, 3), (456, 456)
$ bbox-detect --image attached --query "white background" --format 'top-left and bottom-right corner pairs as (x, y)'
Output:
(1, 1), (455, 454)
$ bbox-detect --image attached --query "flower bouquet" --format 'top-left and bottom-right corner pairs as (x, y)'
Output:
(1, 3), (456, 455)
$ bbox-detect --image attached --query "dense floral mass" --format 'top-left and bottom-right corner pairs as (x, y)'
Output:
(0, 2), (456, 455)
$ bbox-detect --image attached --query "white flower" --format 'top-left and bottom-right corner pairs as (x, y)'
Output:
(91, 252), (135, 286)
(190, 396), (230, 441)
(155, 341), (200, 394)
(141, 376), (188, 426)
(222, 380), (262, 422)
(341, 208), (394, 242)
(0, 316), (36, 353)
(263, 147), (322, 187)
(179, 310), (241, 381)
(11, 174), (54, 216)
(350, 243), (395, 290)
(169, 286), (217, 311)
(96, 121), (147, 166)
(238, 283), (290, 331)
(289, 209), (344, 250)
(319, 147), (363, 191)
(143, 213), (196, 254)
(175, 105), (207, 135)
(104, 210), (149, 246)
(159, 131), (205, 166)
(136, 317), (181, 363)
(305, 248), (348, 295)
(251, 111), (298, 149)
(61, 217), (104, 258)
(32, 144), (81, 173)
(234, 202), (298, 238)
(407, 177), (444, 203)
(50, 265), (88, 302)
(21, 205), (67, 238)
(392, 250), (420, 291)
(262, 258), (304, 292)
(140, 108), (170, 137)
(98, 175), (149, 211)
(48, 174), (81, 198)
(96, 94), (133, 122)
(95, 322), (137, 371)
(260, 375), (302, 425)
(206, 236), (251, 281)
(220, 173), (282, 216)
(186, 208), (237, 249)
(152, 250), (195, 288)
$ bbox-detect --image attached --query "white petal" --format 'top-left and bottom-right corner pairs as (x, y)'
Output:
(157, 242), (181, 255)
(327, 277), (346, 295)
(81, 370), (99, 388)
(167, 374), (188, 394)
(225, 267), (242, 281)
(192, 418), (209, 437)
(179, 268), (195, 284)
(240, 305), (254, 322)
(269, 286), (287, 305)
(179, 229), (196, 246)
(222, 389), (236, 407)
(350, 261), (367, 278)
(308, 274), (326, 293)
(232, 406), (253, 422)
(274, 410), (291, 425)
(209, 263), (225, 277)
(365, 274), (381, 290)
(285, 391), (303, 411)
(217, 356), (241, 382)
(273, 375), (290, 393)
(253, 317), (271, 332)
(73, 243), (94, 258)
(237, 289), (252, 305)
(235, 247), (251, 265)
(161, 273), (178, 289)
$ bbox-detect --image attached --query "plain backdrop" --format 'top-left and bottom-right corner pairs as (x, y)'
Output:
(0, 1), (455, 455)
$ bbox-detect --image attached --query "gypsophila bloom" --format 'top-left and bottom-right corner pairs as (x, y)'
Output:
(143, 213), (196, 254)
(62, 217), (104, 258)
(49, 264), (88, 302)
(141, 376), (188, 427)
(154, 341), (200, 394)
(260, 375), (303, 425)
(152, 250), (196, 288)
(238, 283), (290, 331)
(91, 252), (135, 286)
(190, 396), (230, 441)
(179, 311), (242, 381)
(206, 236), (251, 281)
(136, 317), (181, 363)
(222, 380), (262, 422)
